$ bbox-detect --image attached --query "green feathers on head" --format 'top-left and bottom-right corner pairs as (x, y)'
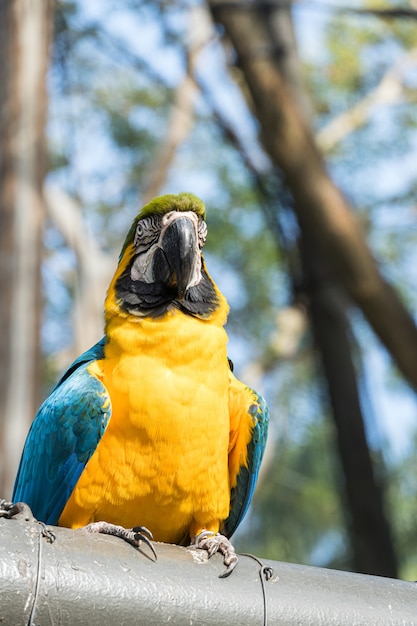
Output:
(139, 193), (206, 220)
(120, 193), (206, 260)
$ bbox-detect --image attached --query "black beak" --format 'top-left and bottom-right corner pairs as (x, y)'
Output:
(155, 216), (198, 299)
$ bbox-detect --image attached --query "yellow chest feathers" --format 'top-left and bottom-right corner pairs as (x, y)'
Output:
(100, 310), (230, 432)
(60, 310), (233, 540)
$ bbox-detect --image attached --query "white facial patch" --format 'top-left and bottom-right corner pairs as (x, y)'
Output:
(130, 244), (159, 282)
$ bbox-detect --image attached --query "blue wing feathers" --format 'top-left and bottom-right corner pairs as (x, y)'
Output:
(223, 391), (269, 538)
(12, 338), (111, 525)
(13, 335), (267, 537)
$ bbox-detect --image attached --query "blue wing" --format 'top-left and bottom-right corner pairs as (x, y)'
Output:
(223, 391), (269, 538)
(12, 338), (111, 525)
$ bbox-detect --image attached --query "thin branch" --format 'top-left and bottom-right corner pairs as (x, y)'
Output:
(207, 1), (417, 20)
(296, 1), (417, 20)
(317, 47), (417, 152)
(44, 184), (113, 358)
(141, 8), (212, 203)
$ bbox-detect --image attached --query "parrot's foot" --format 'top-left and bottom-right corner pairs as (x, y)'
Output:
(0, 500), (34, 521)
(0, 501), (56, 542)
(192, 530), (238, 578)
(82, 521), (157, 561)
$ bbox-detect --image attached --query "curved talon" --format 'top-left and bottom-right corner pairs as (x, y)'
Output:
(195, 530), (216, 557)
(195, 530), (215, 542)
(132, 525), (157, 560)
(133, 525), (154, 541)
(219, 559), (238, 578)
(192, 530), (238, 577)
(82, 521), (157, 561)
(0, 499), (13, 512)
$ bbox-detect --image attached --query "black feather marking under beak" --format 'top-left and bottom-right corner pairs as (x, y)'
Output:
(159, 216), (199, 300)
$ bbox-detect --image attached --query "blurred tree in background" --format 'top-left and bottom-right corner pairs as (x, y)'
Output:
(0, 0), (53, 502)
(2, 0), (417, 580)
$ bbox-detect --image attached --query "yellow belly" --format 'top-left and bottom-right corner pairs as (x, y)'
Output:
(59, 311), (231, 543)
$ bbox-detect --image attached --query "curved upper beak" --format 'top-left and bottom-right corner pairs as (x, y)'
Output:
(156, 215), (200, 299)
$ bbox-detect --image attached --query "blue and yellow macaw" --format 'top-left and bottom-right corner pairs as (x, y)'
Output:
(13, 192), (268, 576)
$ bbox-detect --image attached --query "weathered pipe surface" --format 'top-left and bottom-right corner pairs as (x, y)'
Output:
(0, 516), (416, 625)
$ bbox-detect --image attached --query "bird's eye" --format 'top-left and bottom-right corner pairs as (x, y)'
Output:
(134, 215), (161, 252)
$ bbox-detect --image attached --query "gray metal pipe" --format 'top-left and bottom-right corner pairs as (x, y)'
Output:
(0, 515), (416, 625)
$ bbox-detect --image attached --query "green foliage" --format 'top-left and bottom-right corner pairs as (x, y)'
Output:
(45, 0), (417, 577)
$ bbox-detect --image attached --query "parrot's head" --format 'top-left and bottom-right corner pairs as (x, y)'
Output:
(111, 192), (225, 320)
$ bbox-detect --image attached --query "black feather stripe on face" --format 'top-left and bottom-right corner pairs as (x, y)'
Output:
(115, 262), (219, 319)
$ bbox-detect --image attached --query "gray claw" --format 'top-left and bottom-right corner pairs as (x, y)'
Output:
(83, 521), (157, 561)
(192, 530), (239, 578)
(133, 525), (157, 560)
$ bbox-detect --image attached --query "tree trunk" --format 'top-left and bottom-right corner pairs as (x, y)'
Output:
(208, 0), (417, 392)
(0, 0), (53, 497)
(301, 236), (398, 577)
(208, 0), (399, 576)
